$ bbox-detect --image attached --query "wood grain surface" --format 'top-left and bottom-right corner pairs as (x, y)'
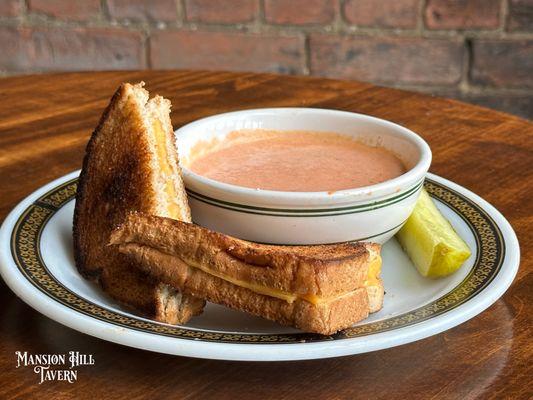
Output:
(0, 71), (531, 400)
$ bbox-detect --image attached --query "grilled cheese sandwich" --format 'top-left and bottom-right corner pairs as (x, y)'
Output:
(110, 212), (385, 335)
(73, 82), (204, 324)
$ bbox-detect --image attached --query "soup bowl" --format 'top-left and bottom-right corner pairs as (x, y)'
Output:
(175, 108), (431, 245)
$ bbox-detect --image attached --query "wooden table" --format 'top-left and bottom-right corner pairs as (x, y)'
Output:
(0, 71), (531, 399)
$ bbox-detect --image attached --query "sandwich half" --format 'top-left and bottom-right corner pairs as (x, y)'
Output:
(73, 82), (205, 324)
(110, 212), (384, 335)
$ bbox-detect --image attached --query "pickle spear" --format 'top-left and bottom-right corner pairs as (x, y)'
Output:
(396, 188), (471, 278)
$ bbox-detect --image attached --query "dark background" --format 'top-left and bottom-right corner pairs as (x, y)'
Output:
(0, 0), (532, 119)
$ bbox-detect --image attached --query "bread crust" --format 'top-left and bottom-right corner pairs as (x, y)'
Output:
(73, 82), (203, 323)
(110, 213), (381, 297)
(118, 242), (374, 335)
(110, 212), (384, 334)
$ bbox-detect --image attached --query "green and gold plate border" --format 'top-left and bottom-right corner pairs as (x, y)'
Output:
(10, 177), (505, 344)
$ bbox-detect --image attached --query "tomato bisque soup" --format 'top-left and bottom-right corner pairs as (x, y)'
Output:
(188, 129), (406, 192)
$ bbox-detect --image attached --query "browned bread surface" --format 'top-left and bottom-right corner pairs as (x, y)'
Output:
(109, 212), (384, 334)
(110, 213), (381, 298)
(115, 241), (375, 335)
(73, 82), (203, 323)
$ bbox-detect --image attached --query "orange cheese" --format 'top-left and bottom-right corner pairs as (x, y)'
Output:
(183, 251), (382, 305)
(152, 120), (182, 219)
(364, 252), (382, 287)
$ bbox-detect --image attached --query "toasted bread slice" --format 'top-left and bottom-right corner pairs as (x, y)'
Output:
(73, 82), (204, 323)
(110, 213), (384, 335)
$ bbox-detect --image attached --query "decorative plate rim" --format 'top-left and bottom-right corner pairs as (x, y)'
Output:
(0, 171), (520, 361)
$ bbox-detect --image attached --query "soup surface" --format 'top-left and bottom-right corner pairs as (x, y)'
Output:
(188, 130), (405, 192)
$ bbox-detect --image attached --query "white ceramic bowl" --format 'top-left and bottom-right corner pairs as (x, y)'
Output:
(176, 108), (431, 245)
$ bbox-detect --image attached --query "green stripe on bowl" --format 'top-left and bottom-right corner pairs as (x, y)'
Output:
(186, 180), (424, 217)
(248, 218), (409, 244)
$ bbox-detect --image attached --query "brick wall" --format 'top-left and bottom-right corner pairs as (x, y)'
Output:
(0, 0), (531, 119)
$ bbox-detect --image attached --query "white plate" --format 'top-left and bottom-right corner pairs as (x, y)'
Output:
(0, 171), (520, 361)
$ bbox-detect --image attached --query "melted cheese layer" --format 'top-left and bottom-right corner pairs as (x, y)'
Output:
(152, 119), (182, 219)
(365, 252), (382, 287)
(183, 251), (382, 305)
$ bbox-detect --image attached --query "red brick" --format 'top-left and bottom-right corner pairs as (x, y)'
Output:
(150, 31), (304, 74)
(185, 0), (258, 23)
(343, 0), (418, 29)
(425, 0), (501, 29)
(28, 0), (101, 21)
(0, 27), (144, 72)
(470, 40), (533, 88)
(310, 35), (464, 85)
(429, 89), (533, 119)
(456, 93), (533, 120)
(107, 0), (177, 22)
(0, 27), (30, 70)
(0, 0), (22, 16)
(507, 0), (533, 31)
(265, 0), (335, 25)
